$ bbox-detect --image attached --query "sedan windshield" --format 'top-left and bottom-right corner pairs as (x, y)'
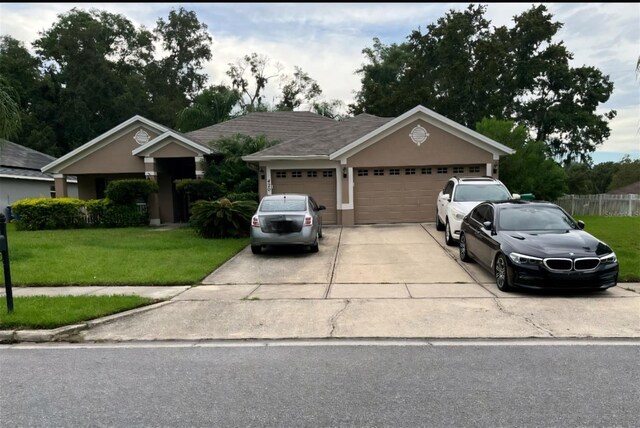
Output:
(453, 184), (511, 202)
(260, 199), (306, 212)
(498, 206), (577, 231)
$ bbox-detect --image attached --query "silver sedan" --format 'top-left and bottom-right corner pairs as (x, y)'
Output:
(250, 194), (325, 254)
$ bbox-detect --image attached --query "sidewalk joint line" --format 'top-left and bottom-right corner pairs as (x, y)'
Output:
(493, 297), (555, 337)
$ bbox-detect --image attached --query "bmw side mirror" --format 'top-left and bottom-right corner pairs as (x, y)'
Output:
(483, 221), (493, 231)
(512, 193), (521, 200)
(577, 220), (585, 230)
(443, 193), (451, 202)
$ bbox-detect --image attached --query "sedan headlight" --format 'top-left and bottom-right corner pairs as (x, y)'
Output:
(509, 252), (543, 266)
(450, 206), (466, 221)
(599, 252), (617, 264)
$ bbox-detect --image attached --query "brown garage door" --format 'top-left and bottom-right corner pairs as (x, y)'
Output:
(271, 169), (337, 224)
(354, 165), (482, 224)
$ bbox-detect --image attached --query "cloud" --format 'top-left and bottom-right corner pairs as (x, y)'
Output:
(597, 105), (640, 153)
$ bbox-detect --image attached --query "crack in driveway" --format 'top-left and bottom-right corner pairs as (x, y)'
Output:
(329, 300), (350, 337)
(493, 297), (555, 337)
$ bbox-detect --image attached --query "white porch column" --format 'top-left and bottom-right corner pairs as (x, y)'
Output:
(144, 157), (161, 225)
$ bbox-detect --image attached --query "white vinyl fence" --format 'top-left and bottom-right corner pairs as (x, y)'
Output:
(555, 194), (639, 216)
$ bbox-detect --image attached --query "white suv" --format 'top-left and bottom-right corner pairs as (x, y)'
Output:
(436, 177), (514, 246)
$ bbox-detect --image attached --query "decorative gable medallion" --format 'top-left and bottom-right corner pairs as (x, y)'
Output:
(409, 125), (429, 146)
(134, 129), (150, 145)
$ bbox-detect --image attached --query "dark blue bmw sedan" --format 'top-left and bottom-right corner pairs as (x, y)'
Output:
(459, 201), (618, 292)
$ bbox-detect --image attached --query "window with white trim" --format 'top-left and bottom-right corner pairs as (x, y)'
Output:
(389, 168), (400, 176)
(421, 167), (432, 175)
(437, 167), (448, 174)
(323, 170), (333, 177)
(307, 171), (317, 177)
(469, 166), (480, 173)
(453, 166), (464, 174)
(357, 169), (369, 176)
(373, 169), (384, 176)
(275, 171), (287, 178)
(405, 168), (416, 175)
(291, 171), (302, 178)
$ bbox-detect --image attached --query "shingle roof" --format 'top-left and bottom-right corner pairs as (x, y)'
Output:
(0, 166), (53, 180)
(247, 114), (394, 158)
(0, 140), (56, 170)
(186, 111), (335, 145)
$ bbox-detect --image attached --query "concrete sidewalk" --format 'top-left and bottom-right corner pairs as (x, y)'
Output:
(2, 283), (639, 342)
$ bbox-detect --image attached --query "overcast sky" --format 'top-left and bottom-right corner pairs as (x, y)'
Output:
(1, 2), (638, 164)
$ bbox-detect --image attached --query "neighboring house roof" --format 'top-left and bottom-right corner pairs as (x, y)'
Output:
(244, 105), (515, 162)
(0, 140), (76, 182)
(244, 114), (393, 160)
(608, 181), (640, 194)
(1, 139), (55, 170)
(186, 111), (336, 145)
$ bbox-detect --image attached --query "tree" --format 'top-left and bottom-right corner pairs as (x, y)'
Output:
(227, 52), (281, 112)
(352, 4), (615, 164)
(205, 135), (278, 196)
(564, 163), (595, 194)
(608, 156), (640, 192)
(33, 8), (155, 152)
(176, 85), (240, 132)
(313, 99), (346, 120)
(276, 66), (322, 111)
(0, 76), (21, 139)
(475, 117), (567, 201)
(590, 162), (620, 194)
(148, 7), (212, 126)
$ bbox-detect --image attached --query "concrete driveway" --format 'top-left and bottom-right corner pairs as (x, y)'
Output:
(200, 223), (492, 299)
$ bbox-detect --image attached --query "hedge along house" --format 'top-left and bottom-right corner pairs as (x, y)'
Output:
(40, 112), (334, 225)
(243, 105), (514, 225)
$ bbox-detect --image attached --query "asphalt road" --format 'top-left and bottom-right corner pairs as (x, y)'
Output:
(1, 341), (638, 427)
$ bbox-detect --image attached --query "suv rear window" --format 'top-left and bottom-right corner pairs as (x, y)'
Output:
(260, 199), (306, 212)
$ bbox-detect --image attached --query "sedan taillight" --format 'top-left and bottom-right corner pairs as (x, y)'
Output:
(251, 215), (260, 228)
(303, 215), (313, 227)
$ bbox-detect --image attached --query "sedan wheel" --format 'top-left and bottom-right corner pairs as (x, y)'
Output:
(459, 233), (472, 262)
(251, 245), (262, 255)
(494, 254), (514, 292)
(309, 233), (319, 253)
(445, 220), (455, 246)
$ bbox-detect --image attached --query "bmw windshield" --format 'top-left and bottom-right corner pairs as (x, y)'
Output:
(498, 206), (578, 231)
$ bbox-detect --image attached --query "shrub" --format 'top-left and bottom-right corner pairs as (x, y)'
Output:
(175, 178), (225, 202)
(190, 198), (257, 238)
(224, 192), (259, 202)
(12, 198), (85, 230)
(85, 199), (148, 227)
(105, 179), (159, 205)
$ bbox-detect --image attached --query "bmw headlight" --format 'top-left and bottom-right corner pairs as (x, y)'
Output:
(599, 252), (617, 264)
(509, 252), (543, 266)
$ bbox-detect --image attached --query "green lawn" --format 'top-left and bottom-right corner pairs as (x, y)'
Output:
(573, 216), (640, 282)
(4, 224), (248, 286)
(0, 295), (155, 329)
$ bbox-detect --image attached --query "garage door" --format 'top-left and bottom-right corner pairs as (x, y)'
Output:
(354, 165), (482, 224)
(271, 169), (337, 224)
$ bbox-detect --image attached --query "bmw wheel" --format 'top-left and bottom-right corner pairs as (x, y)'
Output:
(494, 253), (514, 292)
(459, 233), (472, 262)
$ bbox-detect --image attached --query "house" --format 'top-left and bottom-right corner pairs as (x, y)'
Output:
(0, 140), (78, 219)
(41, 105), (514, 225)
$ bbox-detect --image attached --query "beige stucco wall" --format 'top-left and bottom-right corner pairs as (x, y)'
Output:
(149, 141), (200, 158)
(77, 173), (144, 200)
(346, 119), (493, 168)
(60, 127), (160, 175)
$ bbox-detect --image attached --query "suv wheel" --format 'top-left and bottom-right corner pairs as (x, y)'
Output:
(436, 212), (445, 231)
(445, 220), (455, 246)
